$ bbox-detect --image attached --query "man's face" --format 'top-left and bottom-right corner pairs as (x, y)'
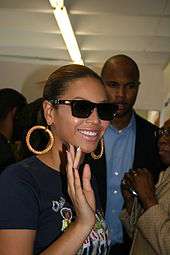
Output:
(102, 63), (140, 117)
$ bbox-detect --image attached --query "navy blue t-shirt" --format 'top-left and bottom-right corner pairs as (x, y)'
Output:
(0, 156), (110, 254)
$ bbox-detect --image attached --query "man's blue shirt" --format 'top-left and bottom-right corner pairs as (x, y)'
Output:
(104, 113), (136, 244)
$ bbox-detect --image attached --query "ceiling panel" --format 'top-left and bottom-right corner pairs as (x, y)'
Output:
(71, 14), (159, 36)
(0, 0), (169, 68)
(0, 0), (50, 10)
(164, 0), (170, 15)
(0, 9), (57, 32)
(66, 0), (167, 15)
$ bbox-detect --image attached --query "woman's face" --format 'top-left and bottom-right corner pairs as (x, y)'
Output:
(45, 77), (110, 153)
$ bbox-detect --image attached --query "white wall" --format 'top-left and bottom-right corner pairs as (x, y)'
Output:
(0, 60), (167, 111)
(164, 63), (170, 96)
(0, 60), (58, 102)
(134, 64), (165, 111)
(160, 63), (170, 125)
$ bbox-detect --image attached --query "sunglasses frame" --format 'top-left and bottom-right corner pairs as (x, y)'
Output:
(155, 128), (170, 138)
(49, 99), (117, 121)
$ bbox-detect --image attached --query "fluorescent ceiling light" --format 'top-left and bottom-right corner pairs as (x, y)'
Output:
(49, 0), (84, 65)
(49, 0), (62, 8)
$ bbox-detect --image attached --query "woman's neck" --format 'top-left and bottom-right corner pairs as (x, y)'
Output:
(37, 145), (67, 172)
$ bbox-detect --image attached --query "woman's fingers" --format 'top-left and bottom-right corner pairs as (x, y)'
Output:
(66, 149), (75, 197)
(69, 144), (75, 163)
(66, 145), (96, 226)
(74, 167), (84, 198)
(82, 164), (95, 212)
(66, 145), (84, 202)
(82, 164), (92, 191)
(73, 147), (82, 169)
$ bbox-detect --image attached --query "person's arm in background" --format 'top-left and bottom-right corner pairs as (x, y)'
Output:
(120, 176), (139, 239)
(122, 168), (170, 255)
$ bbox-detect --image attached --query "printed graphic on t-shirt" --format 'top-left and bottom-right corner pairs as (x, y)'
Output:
(77, 211), (110, 255)
(52, 197), (110, 255)
(60, 207), (72, 231)
(52, 197), (65, 213)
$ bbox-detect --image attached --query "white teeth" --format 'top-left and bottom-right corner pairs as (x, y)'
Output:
(79, 130), (97, 136)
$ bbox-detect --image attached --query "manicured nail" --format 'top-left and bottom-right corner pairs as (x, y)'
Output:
(77, 146), (80, 152)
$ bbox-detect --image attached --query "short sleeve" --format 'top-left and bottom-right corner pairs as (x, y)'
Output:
(0, 165), (39, 229)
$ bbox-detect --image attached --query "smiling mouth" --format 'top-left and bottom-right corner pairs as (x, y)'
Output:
(78, 129), (99, 141)
(79, 130), (98, 137)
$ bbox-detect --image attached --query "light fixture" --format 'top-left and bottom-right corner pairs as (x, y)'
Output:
(49, 0), (84, 65)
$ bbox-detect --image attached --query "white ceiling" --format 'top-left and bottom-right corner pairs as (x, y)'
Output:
(0, 0), (170, 70)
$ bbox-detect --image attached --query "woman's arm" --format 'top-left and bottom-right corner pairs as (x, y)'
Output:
(42, 146), (96, 255)
(0, 145), (96, 255)
(137, 199), (170, 255)
(0, 230), (36, 255)
(123, 168), (170, 255)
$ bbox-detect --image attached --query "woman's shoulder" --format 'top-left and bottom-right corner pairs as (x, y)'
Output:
(156, 167), (170, 194)
(0, 156), (41, 180)
(158, 167), (170, 183)
(0, 156), (61, 190)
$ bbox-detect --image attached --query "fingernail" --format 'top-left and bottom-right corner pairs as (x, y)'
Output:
(76, 146), (81, 152)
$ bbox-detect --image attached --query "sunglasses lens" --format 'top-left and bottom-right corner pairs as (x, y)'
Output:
(71, 100), (117, 120)
(72, 101), (93, 118)
(98, 103), (117, 120)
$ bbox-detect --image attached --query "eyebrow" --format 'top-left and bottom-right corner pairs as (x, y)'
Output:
(105, 80), (139, 84)
(67, 97), (108, 103)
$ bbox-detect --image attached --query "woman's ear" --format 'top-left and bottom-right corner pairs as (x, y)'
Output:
(43, 100), (55, 126)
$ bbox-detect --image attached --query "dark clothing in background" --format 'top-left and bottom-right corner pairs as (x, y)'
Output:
(85, 113), (165, 254)
(87, 113), (164, 214)
(0, 132), (16, 174)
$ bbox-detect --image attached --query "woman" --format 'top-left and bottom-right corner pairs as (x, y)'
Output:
(0, 64), (117, 255)
(120, 118), (170, 255)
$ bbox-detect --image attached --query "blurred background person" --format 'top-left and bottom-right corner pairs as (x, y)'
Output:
(14, 97), (48, 160)
(121, 118), (170, 255)
(0, 88), (27, 174)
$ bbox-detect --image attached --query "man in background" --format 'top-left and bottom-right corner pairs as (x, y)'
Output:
(88, 54), (164, 254)
(0, 88), (27, 174)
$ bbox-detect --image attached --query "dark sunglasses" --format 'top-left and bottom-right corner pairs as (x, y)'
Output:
(155, 128), (170, 138)
(50, 99), (118, 121)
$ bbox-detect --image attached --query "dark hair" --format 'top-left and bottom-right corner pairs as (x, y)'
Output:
(14, 97), (45, 137)
(14, 97), (48, 159)
(43, 64), (103, 100)
(101, 54), (140, 80)
(0, 88), (27, 121)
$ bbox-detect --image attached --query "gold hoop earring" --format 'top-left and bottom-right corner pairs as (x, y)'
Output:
(91, 138), (104, 160)
(26, 125), (54, 155)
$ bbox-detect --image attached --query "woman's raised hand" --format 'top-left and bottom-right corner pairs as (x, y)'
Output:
(66, 144), (96, 228)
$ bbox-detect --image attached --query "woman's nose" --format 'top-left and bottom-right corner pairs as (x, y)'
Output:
(86, 108), (100, 123)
